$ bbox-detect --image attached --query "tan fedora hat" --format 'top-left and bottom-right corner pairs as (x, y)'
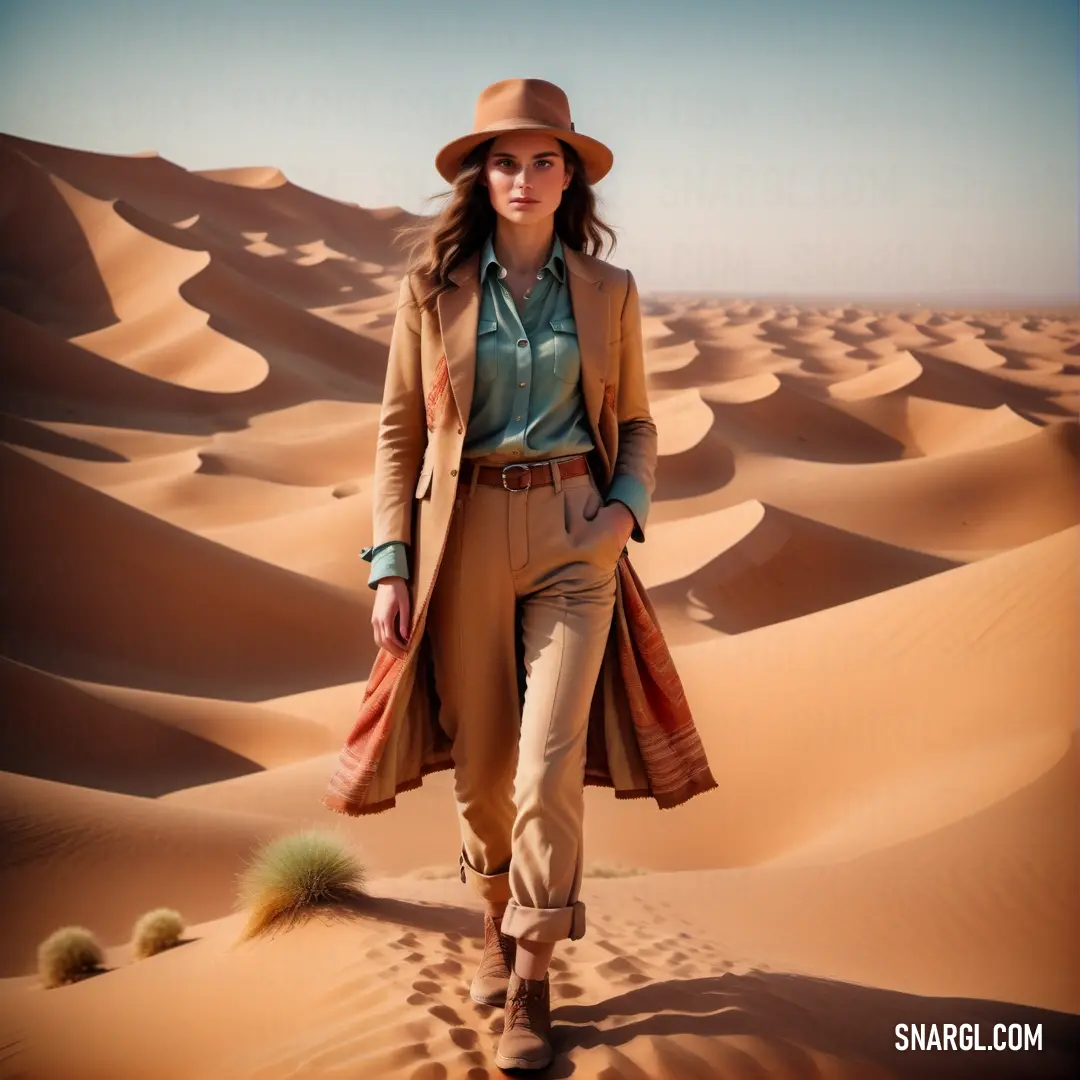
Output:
(435, 78), (613, 185)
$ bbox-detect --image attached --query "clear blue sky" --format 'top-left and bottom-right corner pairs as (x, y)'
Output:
(2, 0), (1076, 300)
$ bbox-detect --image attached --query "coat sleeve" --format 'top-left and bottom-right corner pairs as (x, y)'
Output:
(371, 273), (426, 550)
(602, 268), (657, 544)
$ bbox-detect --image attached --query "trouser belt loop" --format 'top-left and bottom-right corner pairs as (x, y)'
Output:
(468, 459), (481, 500)
(550, 458), (563, 493)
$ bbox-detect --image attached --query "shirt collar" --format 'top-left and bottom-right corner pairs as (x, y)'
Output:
(481, 231), (566, 284)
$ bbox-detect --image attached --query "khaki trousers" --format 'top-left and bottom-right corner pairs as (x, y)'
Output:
(425, 454), (621, 943)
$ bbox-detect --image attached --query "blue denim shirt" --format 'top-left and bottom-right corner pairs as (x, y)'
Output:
(362, 232), (649, 588)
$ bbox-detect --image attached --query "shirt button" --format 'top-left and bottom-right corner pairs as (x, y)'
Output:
(450, 469), (457, 476)
(517, 338), (527, 348)
(519, 381), (526, 388)
(515, 415), (521, 421)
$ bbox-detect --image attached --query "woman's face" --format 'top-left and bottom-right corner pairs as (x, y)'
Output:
(481, 132), (572, 224)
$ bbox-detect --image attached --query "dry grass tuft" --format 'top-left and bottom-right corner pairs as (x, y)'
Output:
(234, 829), (366, 942)
(131, 908), (186, 959)
(37, 926), (106, 988)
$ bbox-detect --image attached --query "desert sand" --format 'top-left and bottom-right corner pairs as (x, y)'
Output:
(1, 131), (1078, 1079)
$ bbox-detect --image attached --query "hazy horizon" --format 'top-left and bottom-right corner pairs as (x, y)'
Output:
(2, 0), (1075, 300)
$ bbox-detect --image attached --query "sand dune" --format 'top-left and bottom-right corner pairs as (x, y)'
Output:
(1, 132), (1078, 1079)
(637, 499), (962, 642)
(1, 444), (368, 695)
(0, 769), (289, 975)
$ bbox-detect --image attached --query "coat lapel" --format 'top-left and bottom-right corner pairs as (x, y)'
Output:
(439, 241), (609, 432)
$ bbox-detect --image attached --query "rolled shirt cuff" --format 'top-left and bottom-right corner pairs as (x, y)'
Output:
(360, 541), (410, 589)
(603, 474), (650, 543)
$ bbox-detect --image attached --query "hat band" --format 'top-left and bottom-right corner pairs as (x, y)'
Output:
(474, 116), (576, 136)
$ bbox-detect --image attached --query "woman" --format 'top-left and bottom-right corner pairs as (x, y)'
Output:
(322, 78), (717, 1072)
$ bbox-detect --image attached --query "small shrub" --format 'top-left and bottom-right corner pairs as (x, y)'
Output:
(234, 829), (366, 942)
(37, 926), (105, 988)
(131, 908), (186, 960)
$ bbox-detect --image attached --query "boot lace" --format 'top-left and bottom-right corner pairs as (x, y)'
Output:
(504, 974), (549, 1034)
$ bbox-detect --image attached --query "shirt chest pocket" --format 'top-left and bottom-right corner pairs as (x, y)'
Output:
(549, 317), (580, 384)
(475, 319), (499, 387)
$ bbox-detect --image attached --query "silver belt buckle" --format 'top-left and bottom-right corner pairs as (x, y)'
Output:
(501, 463), (532, 491)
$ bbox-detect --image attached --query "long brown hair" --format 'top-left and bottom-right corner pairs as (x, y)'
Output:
(393, 138), (618, 317)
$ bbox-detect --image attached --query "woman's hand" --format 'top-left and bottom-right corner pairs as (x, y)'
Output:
(599, 501), (635, 550)
(372, 577), (411, 659)
(582, 488), (635, 554)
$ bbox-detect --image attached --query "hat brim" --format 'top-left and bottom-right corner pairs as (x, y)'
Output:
(435, 121), (613, 185)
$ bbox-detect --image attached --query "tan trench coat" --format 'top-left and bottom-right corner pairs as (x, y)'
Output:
(322, 243), (717, 818)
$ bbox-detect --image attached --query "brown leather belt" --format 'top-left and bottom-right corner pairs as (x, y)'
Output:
(458, 454), (589, 491)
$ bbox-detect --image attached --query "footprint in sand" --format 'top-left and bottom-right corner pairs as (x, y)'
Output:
(671, 963), (701, 978)
(448, 1027), (479, 1050)
(412, 980), (441, 995)
(428, 1003), (463, 1026)
(406, 1062), (446, 1080)
(456, 1049), (485, 1069)
(403, 1019), (430, 1042)
(597, 954), (649, 982)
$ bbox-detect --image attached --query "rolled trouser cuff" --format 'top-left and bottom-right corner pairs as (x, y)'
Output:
(500, 899), (587, 943)
(459, 849), (512, 903)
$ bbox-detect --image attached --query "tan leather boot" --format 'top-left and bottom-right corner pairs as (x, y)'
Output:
(493, 969), (554, 1071)
(470, 912), (517, 1006)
